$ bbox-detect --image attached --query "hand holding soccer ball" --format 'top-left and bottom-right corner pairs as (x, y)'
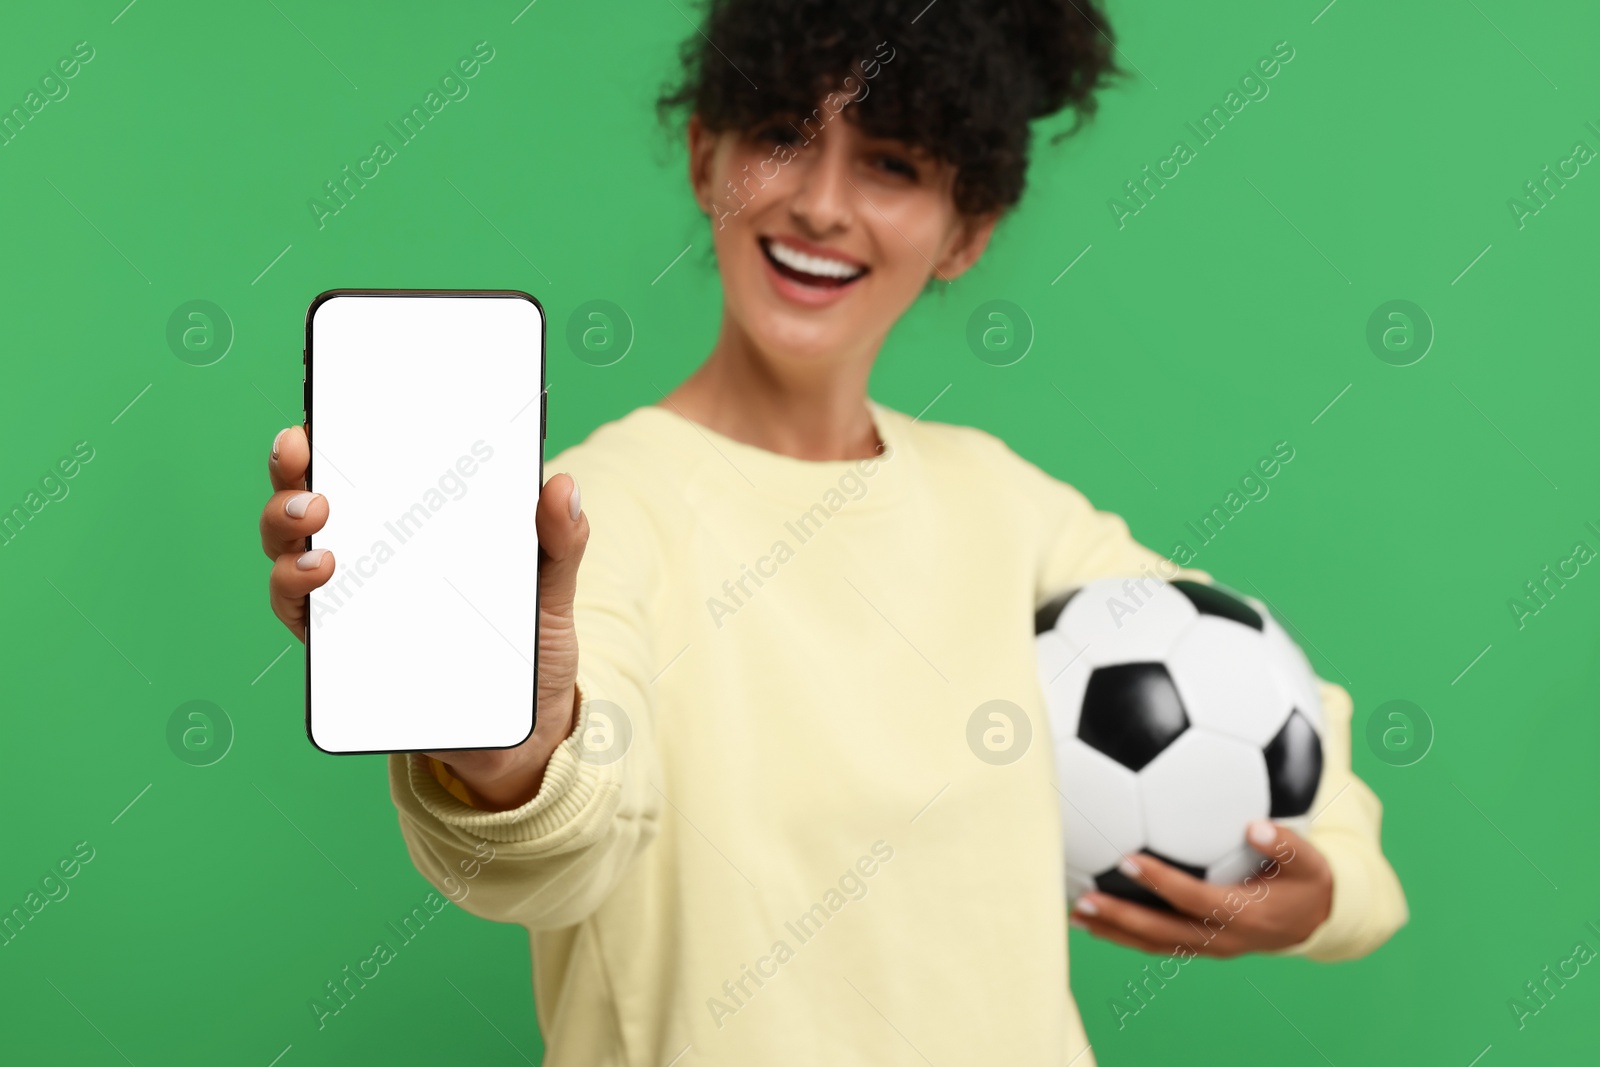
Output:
(1070, 817), (1332, 957)
(1036, 576), (1335, 955)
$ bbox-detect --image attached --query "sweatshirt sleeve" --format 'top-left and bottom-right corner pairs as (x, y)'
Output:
(1004, 439), (1408, 961)
(1269, 678), (1409, 961)
(386, 450), (666, 932)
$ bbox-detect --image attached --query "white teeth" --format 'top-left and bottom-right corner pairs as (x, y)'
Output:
(765, 239), (864, 280)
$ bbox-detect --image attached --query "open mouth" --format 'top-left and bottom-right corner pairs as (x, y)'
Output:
(759, 237), (869, 290)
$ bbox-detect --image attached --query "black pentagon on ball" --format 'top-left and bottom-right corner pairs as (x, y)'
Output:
(1094, 851), (1205, 912)
(1078, 662), (1189, 772)
(1171, 579), (1263, 631)
(1034, 587), (1082, 636)
(1264, 709), (1323, 817)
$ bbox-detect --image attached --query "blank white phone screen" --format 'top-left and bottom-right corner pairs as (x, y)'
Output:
(307, 293), (543, 754)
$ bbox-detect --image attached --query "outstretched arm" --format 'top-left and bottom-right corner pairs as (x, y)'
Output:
(387, 452), (668, 931)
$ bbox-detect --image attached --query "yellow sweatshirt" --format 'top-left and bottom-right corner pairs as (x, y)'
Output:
(387, 400), (1407, 1066)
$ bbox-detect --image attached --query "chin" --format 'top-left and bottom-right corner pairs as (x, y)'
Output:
(723, 276), (851, 363)
(743, 311), (861, 366)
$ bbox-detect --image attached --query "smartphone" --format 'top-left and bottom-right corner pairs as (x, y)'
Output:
(303, 289), (545, 755)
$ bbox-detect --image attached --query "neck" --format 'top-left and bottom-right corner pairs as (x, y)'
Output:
(660, 319), (884, 462)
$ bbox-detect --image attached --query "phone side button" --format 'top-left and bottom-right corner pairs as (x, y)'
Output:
(541, 390), (547, 439)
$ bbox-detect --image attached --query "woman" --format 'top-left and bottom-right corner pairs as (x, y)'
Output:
(260, 2), (1406, 1062)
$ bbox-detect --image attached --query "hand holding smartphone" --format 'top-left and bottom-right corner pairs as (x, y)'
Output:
(257, 290), (581, 776)
(261, 422), (588, 805)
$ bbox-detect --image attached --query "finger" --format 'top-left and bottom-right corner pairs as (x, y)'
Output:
(260, 489), (329, 561)
(1246, 819), (1327, 882)
(1074, 910), (1250, 959)
(1070, 913), (1176, 956)
(1122, 852), (1231, 920)
(536, 473), (588, 619)
(270, 548), (336, 642)
(268, 425), (309, 493)
(1072, 892), (1209, 950)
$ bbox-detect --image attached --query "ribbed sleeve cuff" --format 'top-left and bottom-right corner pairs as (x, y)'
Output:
(403, 686), (623, 846)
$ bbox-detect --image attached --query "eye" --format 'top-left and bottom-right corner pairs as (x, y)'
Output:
(752, 121), (801, 148)
(874, 153), (919, 180)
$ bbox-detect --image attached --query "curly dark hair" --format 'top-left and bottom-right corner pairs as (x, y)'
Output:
(656, 0), (1123, 218)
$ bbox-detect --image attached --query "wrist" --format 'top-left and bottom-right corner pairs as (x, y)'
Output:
(461, 746), (550, 810)
(459, 685), (582, 810)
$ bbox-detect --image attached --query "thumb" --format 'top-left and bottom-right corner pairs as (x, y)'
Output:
(1246, 819), (1327, 881)
(537, 473), (588, 618)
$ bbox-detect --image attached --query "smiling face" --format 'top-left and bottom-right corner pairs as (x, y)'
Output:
(689, 108), (999, 373)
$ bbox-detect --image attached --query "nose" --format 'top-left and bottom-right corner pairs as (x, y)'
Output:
(787, 129), (855, 237)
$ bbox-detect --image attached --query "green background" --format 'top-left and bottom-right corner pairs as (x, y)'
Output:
(3, 0), (1597, 1063)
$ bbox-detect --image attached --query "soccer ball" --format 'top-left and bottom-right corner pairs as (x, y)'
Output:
(1035, 577), (1324, 908)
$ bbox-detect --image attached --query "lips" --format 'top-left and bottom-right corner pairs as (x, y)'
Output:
(759, 237), (868, 290)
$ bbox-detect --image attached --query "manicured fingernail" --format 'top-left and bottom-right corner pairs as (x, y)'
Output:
(285, 492), (320, 519)
(296, 549), (329, 570)
(1069, 916), (1089, 931)
(1248, 820), (1276, 847)
(1075, 896), (1099, 917)
(567, 477), (582, 521)
(1118, 855), (1141, 879)
(271, 427), (289, 460)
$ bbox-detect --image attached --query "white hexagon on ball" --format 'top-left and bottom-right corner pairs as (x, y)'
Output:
(1057, 741), (1145, 885)
(1139, 728), (1268, 868)
(1036, 629), (1091, 741)
(1054, 577), (1199, 667)
(1260, 615), (1325, 735)
(1167, 616), (1292, 748)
